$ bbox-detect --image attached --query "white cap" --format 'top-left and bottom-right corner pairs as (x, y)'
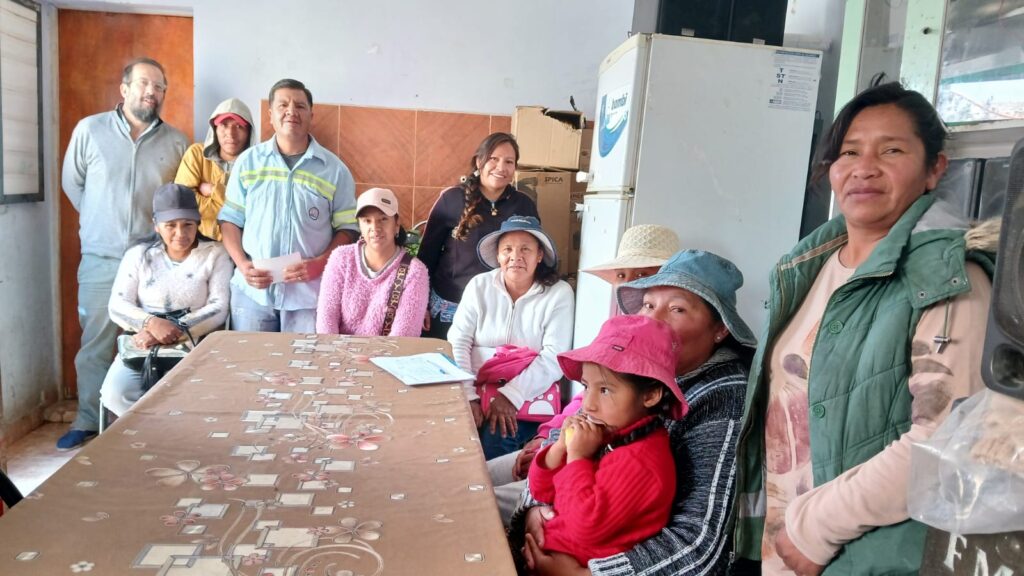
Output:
(356, 187), (399, 217)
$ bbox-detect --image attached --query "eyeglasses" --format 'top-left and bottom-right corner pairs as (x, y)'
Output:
(129, 78), (167, 93)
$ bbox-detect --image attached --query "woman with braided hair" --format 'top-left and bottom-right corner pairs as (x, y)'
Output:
(418, 132), (538, 339)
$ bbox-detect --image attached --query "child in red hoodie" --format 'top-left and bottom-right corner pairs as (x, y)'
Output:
(523, 314), (689, 568)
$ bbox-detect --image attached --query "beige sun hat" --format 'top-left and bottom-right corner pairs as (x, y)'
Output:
(583, 224), (680, 284)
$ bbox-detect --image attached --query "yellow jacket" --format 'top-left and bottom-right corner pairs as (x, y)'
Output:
(174, 98), (255, 241)
(175, 143), (227, 240)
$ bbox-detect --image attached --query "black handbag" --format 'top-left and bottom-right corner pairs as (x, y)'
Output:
(117, 310), (195, 393)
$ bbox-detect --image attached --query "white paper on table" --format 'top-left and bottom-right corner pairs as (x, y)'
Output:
(253, 252), (302, 284)
(370, 353), (475, 386)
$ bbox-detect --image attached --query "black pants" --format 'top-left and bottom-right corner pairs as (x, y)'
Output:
(422, 317), (453, 340)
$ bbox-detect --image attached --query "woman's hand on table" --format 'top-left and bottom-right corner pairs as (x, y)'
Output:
(487, 393), (519, 437)
(146, 317), (183, 344)
(776, 525), (825, 576)
(524, 531), (591, 575)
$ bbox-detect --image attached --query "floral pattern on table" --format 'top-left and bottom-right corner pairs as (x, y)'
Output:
(2, 334), (512, 575)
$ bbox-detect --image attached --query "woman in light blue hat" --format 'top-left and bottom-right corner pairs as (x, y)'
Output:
(519, 249), (755, 576)
(448, 215), (575, 460)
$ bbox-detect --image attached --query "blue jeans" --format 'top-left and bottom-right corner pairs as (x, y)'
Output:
(72, 255), (121, 431)
(230, 284), (316, 333)
(479, 420), (540, 461)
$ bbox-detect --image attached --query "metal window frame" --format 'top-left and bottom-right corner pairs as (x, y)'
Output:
(0, 0), (44, 204)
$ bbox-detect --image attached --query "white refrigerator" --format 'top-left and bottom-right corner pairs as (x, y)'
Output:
(574, 33), (822, 348)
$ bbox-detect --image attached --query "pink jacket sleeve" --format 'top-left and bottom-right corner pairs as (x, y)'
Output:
(315, 248), (346, 334)
(386, 256), (430, 337)
(538, 393), (584, 439)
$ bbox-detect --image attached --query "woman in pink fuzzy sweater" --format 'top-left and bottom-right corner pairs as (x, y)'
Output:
(316, 188), (429, 337)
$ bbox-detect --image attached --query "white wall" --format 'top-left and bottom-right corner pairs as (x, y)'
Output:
(784, 0), (846, 123)
(0, 3), (60, 435)
(192, 0), (633, 139)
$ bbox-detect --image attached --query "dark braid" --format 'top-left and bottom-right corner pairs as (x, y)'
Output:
(452, 172), (484, 241)
(451, 132), (519, 241)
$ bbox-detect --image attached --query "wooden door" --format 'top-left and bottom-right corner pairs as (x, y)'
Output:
(58, 10), (193, 396)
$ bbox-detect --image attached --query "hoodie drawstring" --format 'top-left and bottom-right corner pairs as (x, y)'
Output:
(933, 298), (953, 354)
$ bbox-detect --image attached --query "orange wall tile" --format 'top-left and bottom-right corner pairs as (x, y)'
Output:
(413, 186), (446, 229)
(339, 106), (416, 187)
(257, 100), (511, 235)
(490, 115), (512, 134)
(413, 111), (490, 188)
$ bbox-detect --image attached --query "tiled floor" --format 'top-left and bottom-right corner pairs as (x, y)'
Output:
(5, 423), (81, 496)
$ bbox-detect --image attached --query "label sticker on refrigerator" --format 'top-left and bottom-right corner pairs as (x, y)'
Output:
(598, 85), (630, 157)
(768, 50), (819, 112)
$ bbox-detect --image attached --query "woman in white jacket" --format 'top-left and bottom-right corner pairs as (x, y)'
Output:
(448, 215), (575, 459)
(100, 183), (233, 417)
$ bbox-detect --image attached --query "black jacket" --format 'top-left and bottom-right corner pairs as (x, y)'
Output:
(418, 185), (539, 303)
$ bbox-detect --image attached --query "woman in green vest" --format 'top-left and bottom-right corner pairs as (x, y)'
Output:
(732, 82), (997, 575)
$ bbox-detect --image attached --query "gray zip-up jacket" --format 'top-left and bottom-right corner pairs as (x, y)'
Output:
(62, 105), (188, 259)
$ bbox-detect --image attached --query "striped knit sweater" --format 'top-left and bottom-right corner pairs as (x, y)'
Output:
(514, 347), (749, 576)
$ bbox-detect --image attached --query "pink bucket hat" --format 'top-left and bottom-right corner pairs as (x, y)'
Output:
(558, 315), (688, 419)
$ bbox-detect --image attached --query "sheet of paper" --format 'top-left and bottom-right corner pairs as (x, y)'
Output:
(253, 252), (302, 284)
(370, 353), (475, 386)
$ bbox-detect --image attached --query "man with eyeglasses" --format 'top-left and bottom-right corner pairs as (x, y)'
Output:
(60, 57), (189, 450)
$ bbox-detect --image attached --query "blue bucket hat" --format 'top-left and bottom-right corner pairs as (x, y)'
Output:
(476, 215), (558, 270)
(616, 249), (757, 348)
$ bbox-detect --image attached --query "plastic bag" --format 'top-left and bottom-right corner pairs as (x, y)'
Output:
(909, 389), (1024, 534)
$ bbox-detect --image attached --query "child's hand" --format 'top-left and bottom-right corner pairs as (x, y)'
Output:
(566, 418), (606, 462)
(558, 415), (580, 445)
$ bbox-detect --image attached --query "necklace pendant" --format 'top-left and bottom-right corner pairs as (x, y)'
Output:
(491, 207), (498, 216)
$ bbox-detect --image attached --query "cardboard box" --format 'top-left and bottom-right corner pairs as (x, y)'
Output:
(579, 125), (594, 172)
(515, 170), (580, 277)
(512, 106), (585, 170)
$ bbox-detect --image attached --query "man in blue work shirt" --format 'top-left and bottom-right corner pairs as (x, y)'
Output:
(219, 79), (357, 333)
(60, 57), (189, 450)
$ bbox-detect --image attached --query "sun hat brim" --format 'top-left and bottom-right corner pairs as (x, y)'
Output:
(477, 228), (558, 270)
(617, 272), (757, 348)
(582, 254), (671, 283)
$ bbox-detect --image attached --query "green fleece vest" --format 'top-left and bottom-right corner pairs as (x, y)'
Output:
(733, 195), (994, 575)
